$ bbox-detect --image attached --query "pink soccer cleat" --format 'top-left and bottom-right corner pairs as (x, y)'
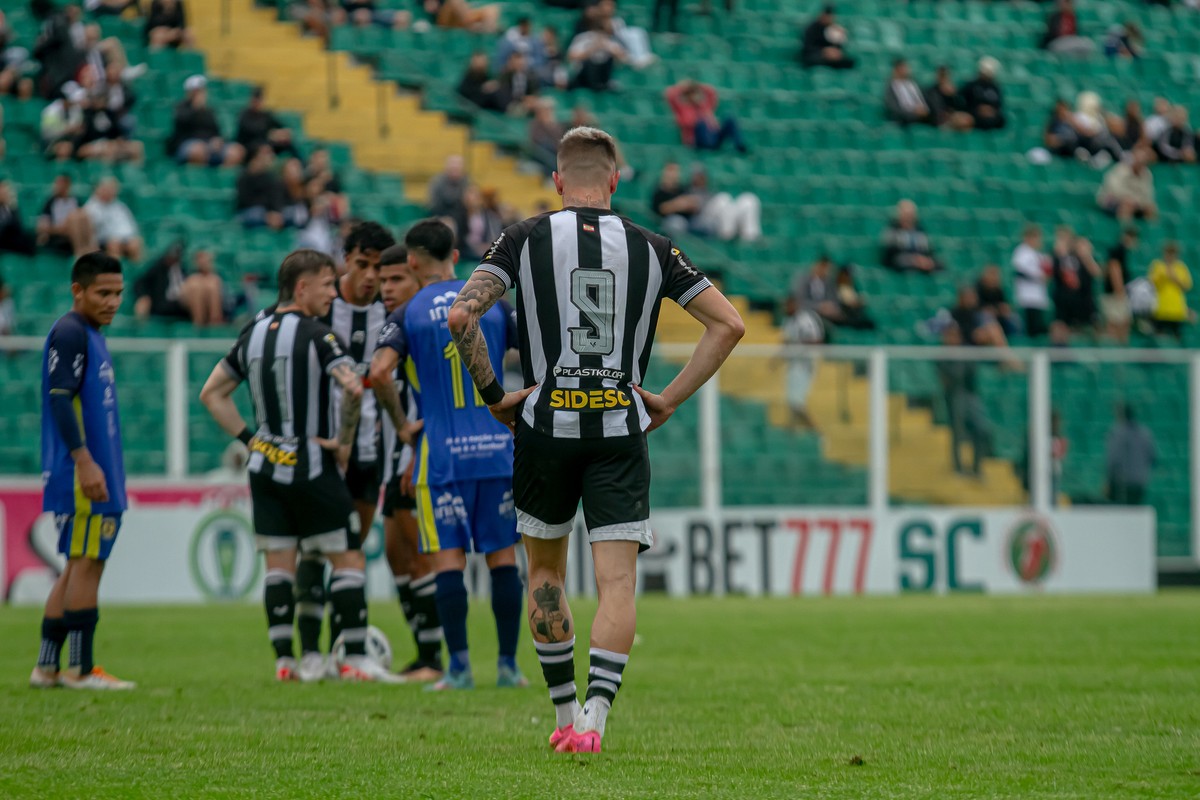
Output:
(549, 724), (574, 751)
(570, 730), (603, 753)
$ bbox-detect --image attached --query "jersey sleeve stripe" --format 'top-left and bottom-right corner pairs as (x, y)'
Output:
(324, 355), (355, 376)
(677, 279), (713, 308)
(477, 262), (513, 290)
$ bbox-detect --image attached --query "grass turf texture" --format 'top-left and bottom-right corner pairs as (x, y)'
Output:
(1, 594), (1199, 799)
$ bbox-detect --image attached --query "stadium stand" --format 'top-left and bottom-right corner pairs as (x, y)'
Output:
(1, 0), (1197, 555)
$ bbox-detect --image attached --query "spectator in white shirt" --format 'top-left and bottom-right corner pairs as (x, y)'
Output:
(1011, 224), (1051, 338)
(1143, 96), (1171, 143)
(884, 58), (932, 126)
(83, 177), (142, 261)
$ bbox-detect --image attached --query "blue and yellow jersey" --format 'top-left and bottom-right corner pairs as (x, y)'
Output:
(376, 280), (516, 486)
(41, 311), (127, 515)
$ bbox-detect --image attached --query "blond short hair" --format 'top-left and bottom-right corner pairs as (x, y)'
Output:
(557, 126), (618, 185)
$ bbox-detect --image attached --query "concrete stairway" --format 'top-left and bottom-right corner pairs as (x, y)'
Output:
(188, 0), (557, 213)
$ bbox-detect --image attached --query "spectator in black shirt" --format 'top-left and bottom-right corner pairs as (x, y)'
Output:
(1109, 98), (1144, 153)
(493, 50), (540, 115)
(650, 161), (702, 239)
(789, 254), (841, 323)
(799, 5), (854, 70)
(168, 75), (246, 167)
(937, 323), (992, 477)
(134, 242), (190, 321)
(881, 200), (943, 273)
(134, 245), (227, 326)
(1044, 98), (1080, 157)
(0, 180), (35, 256)
(949, 285), (1006, 348)
(1101, 227), (1137, 343)
(975, 264), (1019, 337)
(1050, 226), (1101, 331)
(31, 4), (84, 99)
(834, 265), (875, 330)
(457, 51), (502, 111)
(235, 146), (304, 230)
(960, 56), (1006, 131)
(146, 0), (195, 50)
(1153, 105), (1196, 164)
(926, 66), (974, 131)
(236, 87), (299, 159)
(36, 173), (94, 256)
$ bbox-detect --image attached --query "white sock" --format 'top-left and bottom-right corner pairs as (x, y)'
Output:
(557, 699), (581, 729)
(578, 696), (612, 736)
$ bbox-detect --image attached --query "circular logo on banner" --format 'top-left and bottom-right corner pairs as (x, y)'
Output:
(1007, 517), (1057, 586)
(189, 510), (261, 600)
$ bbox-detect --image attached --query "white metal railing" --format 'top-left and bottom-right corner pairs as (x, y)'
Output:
(2, 336), (1197, 561)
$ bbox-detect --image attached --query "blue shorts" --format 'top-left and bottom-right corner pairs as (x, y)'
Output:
(55, 513), (123, 561)
(416, 478), (518, 555)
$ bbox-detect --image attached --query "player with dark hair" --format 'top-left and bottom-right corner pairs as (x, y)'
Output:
(448, 127), (744, 751)
(374, 243), (444, 680)
(370, 219), (528, 691)
(200, 249), (402, 683)
(31, 252), (135, 690)
(292, 220), (396, 681)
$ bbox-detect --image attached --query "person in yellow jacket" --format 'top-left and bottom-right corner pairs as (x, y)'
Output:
(1149, 242), (1192, 340)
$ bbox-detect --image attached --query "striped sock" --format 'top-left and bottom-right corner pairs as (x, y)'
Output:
(295, 556), (326, 655)
(37, 616), (68, 671)
(394, 574), (417, 639)
(411, 573), (443, 668)
(581, 647), (629, 736)
(264, 569), (295, 660)
(330, 569), (368, 657)
(535, 637), (579, 729)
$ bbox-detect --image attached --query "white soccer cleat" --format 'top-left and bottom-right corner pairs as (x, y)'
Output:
(298, 653), (327, 683)
(339, 656), (407, 684)
(29, 667), (61, 689)
(61, 667), (135, 690)
(275, 657), (299, 682)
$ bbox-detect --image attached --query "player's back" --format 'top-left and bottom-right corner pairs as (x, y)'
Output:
(477, 208), (712, 440)
(41, 311), (126, 514)
(401, 280), (513, 486)
(229, 310), (352, 484)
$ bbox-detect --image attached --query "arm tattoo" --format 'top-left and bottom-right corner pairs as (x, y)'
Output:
(529, 581), (570, 643)
(450, 272), (508, 392)
(373, 373), (405, 431)
(332, 364), (362, 447)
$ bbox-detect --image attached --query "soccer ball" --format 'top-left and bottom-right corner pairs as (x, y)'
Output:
(332, 625), (393, 671)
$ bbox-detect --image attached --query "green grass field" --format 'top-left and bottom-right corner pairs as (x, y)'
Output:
(2, 594), (1199, 799)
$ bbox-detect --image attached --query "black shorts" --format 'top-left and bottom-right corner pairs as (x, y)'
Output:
(381, 475), (416, 516)
(513, 420), (652, 550)
(250, 469), (361, 554)
(344, 459), (382, 504)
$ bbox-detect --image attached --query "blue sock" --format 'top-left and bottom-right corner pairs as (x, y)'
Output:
(490, 565), (523, 671)
(434, 570), (470, 674)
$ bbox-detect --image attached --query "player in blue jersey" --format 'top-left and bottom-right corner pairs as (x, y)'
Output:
(31, 252), (135, 691)
(370, 219), (532, 691)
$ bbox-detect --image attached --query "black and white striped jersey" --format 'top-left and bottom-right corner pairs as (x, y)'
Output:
(478, 207), (712, 439)
(321, 286), (388, 464)
(222, 310), (353, 484)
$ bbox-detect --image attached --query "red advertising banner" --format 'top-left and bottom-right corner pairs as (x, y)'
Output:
(2, 483), (249, 602)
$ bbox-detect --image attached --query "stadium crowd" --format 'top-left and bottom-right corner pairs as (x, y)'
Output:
(0, 0), (1196, 351)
